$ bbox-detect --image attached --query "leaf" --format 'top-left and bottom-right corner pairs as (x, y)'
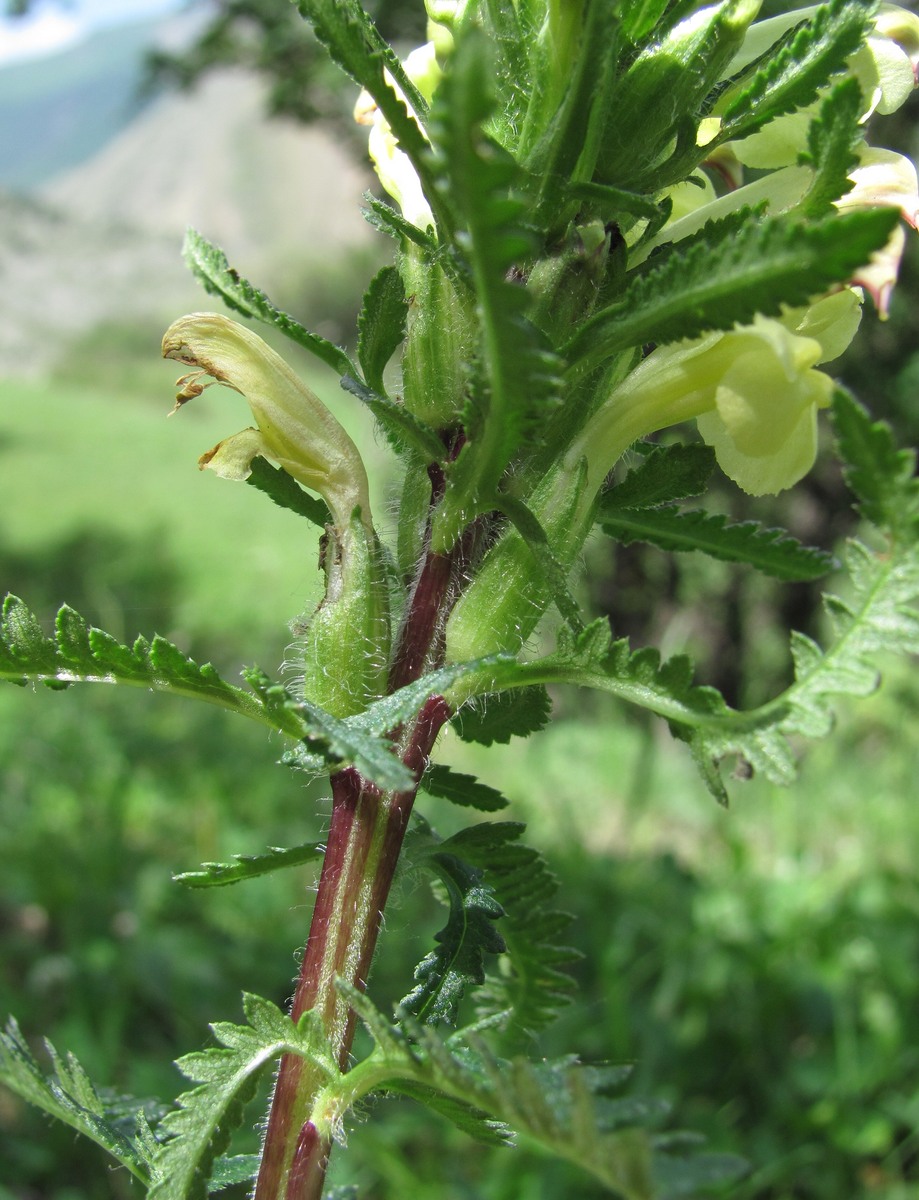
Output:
(565, 207), (901, 372)
(597, 505), (834, 581)
(428, 27), (564, 550)
(604, 444), (717, 510)
(831, 388), (919, 541)
(717, 0), (874, 143)
(295, 0), (447, 234)
(340, 986), (745, 1200)
(208, 1155), (260, 1190)
(0, 1017), (154, 1182)
(496, 492), (585, 633)
(357, 264), (407, 395)
(340, 374), (445, 461)
(452, 685), (552, 745)
(183, 230), (355, 377)
(398, 850), (506, 1028)
(243, 668), (416, 792)
(0, 599), (411, 788)
(435, 822), (579, 1036)
(420, 763), (510, 812)
(149, 995), (335, 1200)
(796, 77), (863, 218)
(173, 843), (325, 889)
(245, 457), (331, 528)
(362, 193), (439, 253)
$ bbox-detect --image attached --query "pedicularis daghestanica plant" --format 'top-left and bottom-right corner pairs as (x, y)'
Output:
(3, 0), (919, 1196)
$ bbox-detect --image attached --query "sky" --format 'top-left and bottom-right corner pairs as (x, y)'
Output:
(0, 0), (188, 66)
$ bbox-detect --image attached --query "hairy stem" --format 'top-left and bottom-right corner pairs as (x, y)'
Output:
(255, 463), (474, 1200)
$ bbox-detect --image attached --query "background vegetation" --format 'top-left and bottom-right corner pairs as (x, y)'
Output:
(2, 2), (919, 1197)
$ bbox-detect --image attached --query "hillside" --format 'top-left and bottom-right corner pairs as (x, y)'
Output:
(0, 16), (171, 191)
(1, 63), (379, 377)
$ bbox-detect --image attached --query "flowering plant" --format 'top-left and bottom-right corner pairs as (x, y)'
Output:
(3, 1), (919, 1197)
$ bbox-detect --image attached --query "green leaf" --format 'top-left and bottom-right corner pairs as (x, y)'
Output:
(831, 388), (919, 541)
(452, 685), (552, 745)
(174, 843), (325, 889)
(565, 207), (900, 371)
(438, 822), (579, 1036)
(295, 0), (447, 235)
(399, 849), (506, 1028)
(428, 27), (564, 549)
(795, 77), (863, 218)
(0, 1017), (154, 1183)
(341, 986), (744, 1200)
(357, 264), (407, 395)
(182, 230), (355, 377)
(717, 0), (875, 143)
(496, 492), (585, 633)
(243, 668), (416, 791)
(245, 457), (331, 527)
(604, 444), (717, 510)
(340, 374), (446, 461)
(362, 193), (439, 253)
(597, 505), (835, 581)
(0, 596), (271, 720)
(149, 995), (335, 1200)
(420, 763), (510, 812)
(208, 1156), (260, 1190)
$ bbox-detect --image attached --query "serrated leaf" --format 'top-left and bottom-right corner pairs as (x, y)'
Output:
(245, 457), (331, 527)
(183, 230), (355, 377)
(340, 374), (445, 461)
(357, 264), (407, 394)
(796, 77), (863, 218)
(398, 850), (506, 1028)
(208, 1155), (260, 1191)
(598, 504), (834, 581)
(0, 1017), (154, 1182)
(604, 444), (717, 510)
(174, 843), (325, 889)
(150, 995), (335, 1200)
(831, 388), (919, 539)
(341, 985), (739, 1199)
(452, 685), (552, 745)
(434, 822), (579, 1036)
(428, 27), (564, 549)
(567, 207), (900, 373)
(362, 193), (439, 252)
(717, 0), (874, 143)
(420, 763), (509, 812)
(295, 0), (446, 234)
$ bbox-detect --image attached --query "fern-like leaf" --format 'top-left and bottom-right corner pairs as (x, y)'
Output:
(149, 995), (335, 1200)
(173, 843), (325, 889)
(440, 822), (580, 1036)
(598, 504), (834, 581)
(428, 26), (564, 549)
(0, 1017), (154, 1183)
(604, 444), (716, 509)
(399, 843), (507, 1028)
(0, 599), (415, 791)
(245, 457), (331, 528)
(339, 986), (746, 1199)
(566, 207), (900, 372)
(717, 0), (874, 143)
(183, 229), (356, 377)
(420, 763), (510, 812)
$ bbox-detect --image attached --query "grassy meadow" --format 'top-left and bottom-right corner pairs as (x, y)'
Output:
(2, 321), (919, 1199)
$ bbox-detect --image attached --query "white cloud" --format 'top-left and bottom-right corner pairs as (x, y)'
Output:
(0, 10), (86, 66)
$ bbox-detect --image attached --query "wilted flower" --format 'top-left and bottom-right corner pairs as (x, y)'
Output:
(162, 313), (371, 529)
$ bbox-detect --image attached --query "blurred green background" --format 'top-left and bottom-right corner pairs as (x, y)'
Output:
(2, 2), (919, 1198)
